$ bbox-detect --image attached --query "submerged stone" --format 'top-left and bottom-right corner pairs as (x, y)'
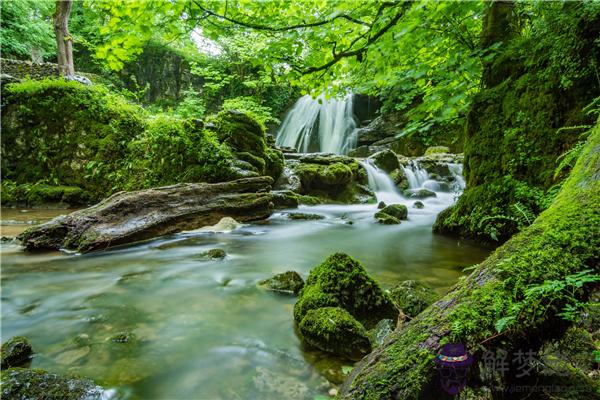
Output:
(389, 280), (439, 317)
(0, 368), (106, 400)
(1, 336), (33, 370)
(368, 319), (395, 347)
(298, 307), (371, 361)
(110, 331), (137, 343)
(258, 271), (305, 295)
(294, 252), (397, 329)
(287, 212), (325, 220)
(377, 201), (386, 209)
(413, 201), (425, 209)
(199, 248), (227, 260)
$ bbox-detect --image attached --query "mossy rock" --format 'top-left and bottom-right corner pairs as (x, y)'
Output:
(377, 201), (386, 209)
(374, 213), (401, 225)
(368, 149), (399, 173)
(258, 271), (305, 295)
(295, 162), (353, 188)
(390, 169), (409, 191)
(286, 213), (325, 220)
(294, 253), (397, 329)
(389, 280), (439, 317)
(199, 248), (227, 260)
(403, 188), (437, 199)
(1, 336), (32, 369)
(0, 368), (106, 400)
(298, 307), (371, 360)
(212, 110), (267, 155)
(424, 146), (450, 156)
(375, 204), (408, 222)
(413, 201), (425, 209)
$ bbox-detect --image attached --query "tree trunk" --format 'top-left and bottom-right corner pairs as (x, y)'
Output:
(481, 0), (515, 87)
(340, 123), (600, 398)
(53, 0), (74, 76)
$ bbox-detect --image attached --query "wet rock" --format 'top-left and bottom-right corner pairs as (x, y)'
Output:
(298, 307), (371, 361)
(258, 271), (305, 295)
(377, 201), (386, 209)
(274, 166), (302, 192)
(376, 204), (408, 221)
(389, 169), (409, 191)
(413, 201), (425, 209)
(271, 190), (299, 209)
(368, 149), (399, 173)
(200, 248), (227, 260)
(294, 253), (397, 329)
(347, 145), (370, 157)
(55, 347), (90, 365)
(0, 368), (107, 400)
(424, 146), (450, 156)
(374, 213), (401, 225)
(368, 319), (395, 347)
(389, 280), (439, 317)
(110, 331), (137, 343)
(185, 216), (242, 233)
(1, 337), (33, 369)
(0, 236), (16, 244)
(287, 212), (325, 220)
(18, 177), (274, 253)
(403, 188), (437, 199)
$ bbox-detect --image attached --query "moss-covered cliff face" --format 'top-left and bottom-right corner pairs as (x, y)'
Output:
(434, 5), (600, 242)
(1, 79), (282, 205)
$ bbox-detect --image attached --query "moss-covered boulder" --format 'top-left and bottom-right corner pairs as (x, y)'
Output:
(200, 248), (227, 260)
(403, 188), (436, 199)
(413, 201), (425, 209)
(389, 280), (440, 317)
(298, 307), (371, 361)
(286, 212), (325, 220)
(294, 253), (397, 329)
(210, 110), (284, 180)
(368, 149), (399, 173)
(424, 146), (450, 156)
(374, 204), (408, 225)
(390, 169), (410, 191)
(258, 271), (305, 295)
(1, 337), (32, 370)
(0, 368), (106, 400)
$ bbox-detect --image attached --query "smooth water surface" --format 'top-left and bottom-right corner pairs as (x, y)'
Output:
(1, 197), (491, 399)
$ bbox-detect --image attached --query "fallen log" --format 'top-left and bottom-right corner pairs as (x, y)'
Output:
(340, 124), (600, 399)
(18, 177), (275, 253)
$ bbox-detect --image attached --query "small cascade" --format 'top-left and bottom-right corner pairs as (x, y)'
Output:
(402, 161), (429, 189)
(360, 160), (403, 204)
(276, 94), (358, 154)
(448, 163), (466, 191)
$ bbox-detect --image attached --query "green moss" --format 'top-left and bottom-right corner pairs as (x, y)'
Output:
(424, 146), (450, 156)
(258, 271), (305, 295)
(298, 307), (371, 360)
(0, 368), (105, 399)
(375, 204), (408, 225)
(1, 336), (32, 369)
(389, 280), (440, 318)
(294, 253), (397, 329)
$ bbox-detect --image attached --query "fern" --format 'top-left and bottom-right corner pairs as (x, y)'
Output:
(512, 202), (535, 226)
(554, 140), (587, 179)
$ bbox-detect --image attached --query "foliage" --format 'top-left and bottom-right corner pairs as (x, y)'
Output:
(221, 96), (278, 126)
(172, 89), (206, 119)
(0, 0), (56, 60)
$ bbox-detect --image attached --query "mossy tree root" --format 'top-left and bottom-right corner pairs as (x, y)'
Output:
(340, 122), (600, 399)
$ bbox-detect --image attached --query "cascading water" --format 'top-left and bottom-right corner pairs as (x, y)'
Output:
(276, 94), (358, 154)
(448, 163), (466, 191)
(402, 160), (429, 189)
(360, 160), (403, 204)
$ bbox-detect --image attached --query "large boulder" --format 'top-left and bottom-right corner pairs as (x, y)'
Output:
(368, 149), (399, 173)
(0, 368), (107, 400)
(374, 204), (408, 225)
(18, 177), (275, 253)
(294, 253), (397, 329)
(298, 307), (372, 361)
(1, 337), (32, 370)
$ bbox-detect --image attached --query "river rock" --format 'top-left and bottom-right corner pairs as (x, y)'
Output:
(424, 146), (450, 156)
(403, 188), (437, 199)
(294, 253), (397, 329)
(200, 249), (227, 260)
(18, 177), (275, 253)
(413, 201), (425, 209)
(368, 149), (399, 173)
(389, 280), (439, 317)
(374, 213), (401, 225)
(258, 271), (305, 295)
(286, 212), (325, 220)
(376, 204), (408, 221)
(1, 337), (33, 369)
(0, 368), (107, 399)
(377, 201), (386, 209)
(271, 190), (299, 209)
(253, 366), (311, 399)
(368, 318), (395, 347)
(389, 169), (409, 191)
(299, 307), (372, 361)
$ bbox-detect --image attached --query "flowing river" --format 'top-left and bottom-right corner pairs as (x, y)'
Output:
(0, 160), (492, 399)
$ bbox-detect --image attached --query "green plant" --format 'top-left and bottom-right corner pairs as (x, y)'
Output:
(221, 96), (278, 127)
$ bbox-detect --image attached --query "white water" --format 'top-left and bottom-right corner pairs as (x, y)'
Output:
(402, 160), (429, 189)
(360, 160), (403, 204)
(448, 163), (466, 191)
(276, 94), (358, 154)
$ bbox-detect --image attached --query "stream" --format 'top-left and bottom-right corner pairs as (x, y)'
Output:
(0, 161), (491, 399)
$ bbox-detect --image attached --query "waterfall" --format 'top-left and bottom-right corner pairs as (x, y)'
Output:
(448, 163), (466, 191)
(360, 160), (403, 204)
(276, 94), (358, 154)
(401, 161), (429, 189)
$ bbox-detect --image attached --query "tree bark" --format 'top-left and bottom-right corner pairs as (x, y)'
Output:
(481, 0), (515, 87)
(53, 0), (74, 76)
(340, 123), (600, 398)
